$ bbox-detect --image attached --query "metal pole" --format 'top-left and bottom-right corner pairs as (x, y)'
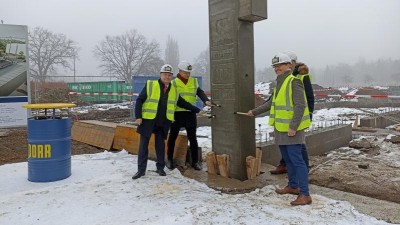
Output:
(73, 54), (76, 82)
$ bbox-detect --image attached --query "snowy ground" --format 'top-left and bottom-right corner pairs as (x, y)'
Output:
(0, 150), (393, 225)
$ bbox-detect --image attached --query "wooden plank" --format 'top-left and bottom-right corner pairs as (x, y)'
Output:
(216, 154), (229, 178)
(246, 156), (256, 180)
(206, 151), (218, 175)
(112, 124), (189, 164)
(72, 121), (115, 150)
(256, 148), (262, 176)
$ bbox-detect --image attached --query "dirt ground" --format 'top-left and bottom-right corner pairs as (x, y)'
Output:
(309, 137), (400, 204)
(0, 128), (103, 166)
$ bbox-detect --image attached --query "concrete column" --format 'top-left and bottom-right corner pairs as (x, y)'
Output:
(208, 0), (267, 180)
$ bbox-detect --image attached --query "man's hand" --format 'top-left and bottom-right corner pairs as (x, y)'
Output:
(199, 111), (207, 116)
(246, 110), (254, 117)
(135, 118), (142, 126)
(205, 101), (212, 106)
(288, 128), (296, 137)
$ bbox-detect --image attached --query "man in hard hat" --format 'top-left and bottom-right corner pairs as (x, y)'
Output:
(132, 64), (204, 180)
(269, 51), (315, 175)
(166, 61), (211, 171)
(247, 53), (312, 205)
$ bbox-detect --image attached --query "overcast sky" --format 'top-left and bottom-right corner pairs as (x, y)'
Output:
(1, 0), (399, 76)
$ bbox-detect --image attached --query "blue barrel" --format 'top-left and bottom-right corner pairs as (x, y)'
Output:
(27, 117), (71, 182)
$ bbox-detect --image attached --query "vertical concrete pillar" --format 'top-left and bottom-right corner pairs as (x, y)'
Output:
(208, 0), (267, 180)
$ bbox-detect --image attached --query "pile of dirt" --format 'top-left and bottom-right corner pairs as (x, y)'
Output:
(0, 128), (103, 166)
(309, 137), (400, 204)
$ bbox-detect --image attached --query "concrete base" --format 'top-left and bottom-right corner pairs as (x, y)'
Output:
(261, 125), (352, 165)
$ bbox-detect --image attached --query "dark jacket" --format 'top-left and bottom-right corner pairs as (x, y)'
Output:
(294, 63), (315, 114)
(135, 79), (200, 138)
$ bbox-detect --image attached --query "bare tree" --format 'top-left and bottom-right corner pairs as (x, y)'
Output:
(192, 47), (210, 91)
(164, 35), (179, 73)
(94, 30), (162, 83)
(255, 67), (275, 83)
(29, 27), (78, 80)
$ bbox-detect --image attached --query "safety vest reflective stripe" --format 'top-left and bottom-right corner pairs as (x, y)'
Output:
(275, 115), (311, 123)
(143, 109), (157, 113)
(180, 92), (197, 97)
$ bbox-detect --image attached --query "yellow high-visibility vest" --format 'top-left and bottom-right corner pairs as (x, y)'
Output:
(297, 74), (312, 83)
(173, 77), (199, 112)
(142, 80), (178, 121)
(268, 75), (311, 132)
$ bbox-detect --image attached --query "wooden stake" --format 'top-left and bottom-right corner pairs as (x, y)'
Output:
(216, 154), (230, 178)
(246, 156), (256, 180)
(256, 148), (262, 176)
(353, 113), (359, 128)
(206, 151), (218, 175)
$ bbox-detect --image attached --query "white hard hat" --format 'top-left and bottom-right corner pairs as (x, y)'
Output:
(178, 61), (193, 72)
(160, 64), (173, 74)
(282, 50), (297, 62)
(271, 53), (292, 66)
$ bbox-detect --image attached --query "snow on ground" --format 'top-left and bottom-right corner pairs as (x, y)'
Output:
(0, 151), (392, 225)
(254, 82), (272, 96)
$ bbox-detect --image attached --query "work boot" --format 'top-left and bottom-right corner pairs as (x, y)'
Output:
(156, 169), (166, 176)
(166, 159), (174, 170)
(275, 186), (300, 195)
(132, 171), (145, 180)
(270, 164), (287, 175)
(192, 162), (202, 171)
(290, 194), (312, 206)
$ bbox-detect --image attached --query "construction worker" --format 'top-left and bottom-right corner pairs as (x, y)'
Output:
(269, 51), (315, 174)
(166, 61), (211, 170)
(247, 53), (312, 205)
(132, 64), (204, 180)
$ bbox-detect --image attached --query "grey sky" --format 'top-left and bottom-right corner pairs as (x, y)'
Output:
(1, 0), (399, 76)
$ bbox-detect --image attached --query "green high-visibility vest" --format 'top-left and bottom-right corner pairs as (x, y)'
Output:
(268, 75), (311, 132)
(173, 77), (199, 112)
(142, 80), (178, 121)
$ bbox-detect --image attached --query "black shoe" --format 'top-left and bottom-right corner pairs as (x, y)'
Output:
(192, 162), (202, 171)
(132, 171), (145, 180)
(156, 169), (166, 176)
(166, 160), (174, 170)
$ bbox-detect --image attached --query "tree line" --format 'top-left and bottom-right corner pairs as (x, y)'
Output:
(255, 58), (400, 88)
(28, 27), (210, 89)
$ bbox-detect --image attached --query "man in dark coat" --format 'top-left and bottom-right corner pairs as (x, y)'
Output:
(132, 64), (203, 180)
(166, 61), (211, 171)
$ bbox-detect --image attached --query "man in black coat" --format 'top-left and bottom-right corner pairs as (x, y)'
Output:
(166, 61), (211, 171)
(132, 64), (203, 180)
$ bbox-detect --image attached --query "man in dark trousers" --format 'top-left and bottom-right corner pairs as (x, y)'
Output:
(132, 64), (203, 180)
(166, 61), (211, 171)
(269, 51), (315, 174)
